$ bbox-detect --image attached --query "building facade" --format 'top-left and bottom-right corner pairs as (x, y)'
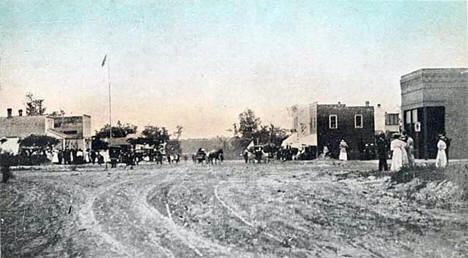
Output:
(401, 68), (468, 159)
(288, 102), (375, 159)
(0, 108), (92, 151)
(374, 104), (400, 134)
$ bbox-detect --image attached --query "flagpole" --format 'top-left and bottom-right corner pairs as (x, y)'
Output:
(107, 55), (112, 140)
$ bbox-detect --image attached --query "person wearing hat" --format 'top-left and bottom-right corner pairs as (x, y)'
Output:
(399, 134), (409, 167)
(390, 133), (405, 171)
(402, 131), (415, 167)
(435, 133), (447, 168)
(376, 133), (389, 171)
(440, 132), (451, 165)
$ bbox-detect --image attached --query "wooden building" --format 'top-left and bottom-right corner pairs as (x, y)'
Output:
(0, 108), (92, 150)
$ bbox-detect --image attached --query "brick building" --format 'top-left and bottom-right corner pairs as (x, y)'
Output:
(288, 102), (375, 159)
(400, 68), (468, 159)
(0, 108), (92, 151)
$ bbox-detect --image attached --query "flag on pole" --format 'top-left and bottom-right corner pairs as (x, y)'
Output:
(101, 54), (107, 67)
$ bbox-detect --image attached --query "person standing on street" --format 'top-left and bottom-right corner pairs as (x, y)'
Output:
(390, 134), (405, 172)
(403, 131), (415, 167)
(435, 134), (447, 169)
(376, 133), (388, 171)
(243, 149), (249, 164)
(441, 132), (451, 165)
(339, 139), (348, 161)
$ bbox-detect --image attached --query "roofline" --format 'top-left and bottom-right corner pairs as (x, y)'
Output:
(45, 114), (91, 119)
(401, 68), (468, 81)
(317, 103), (374, 108)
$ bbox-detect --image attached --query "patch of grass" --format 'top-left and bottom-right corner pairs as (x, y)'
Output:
(392, 163), (468, 200)
(445, 164), (468, 200)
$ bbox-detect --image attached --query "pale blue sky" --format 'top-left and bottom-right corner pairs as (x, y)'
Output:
(0, 0), (466, 138)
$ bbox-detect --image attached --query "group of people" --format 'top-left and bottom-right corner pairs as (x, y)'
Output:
(52, 148), (104, 165)
(376, 131), (451, 172)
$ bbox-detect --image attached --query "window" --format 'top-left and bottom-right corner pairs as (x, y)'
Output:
(386, 114), (399, 125)
(412, 109), (418, 123)
(355, 114), (363, 128)
(405, 110), (412, 124)
(329, 115), (337, 129)
(63, 130), (78, 135)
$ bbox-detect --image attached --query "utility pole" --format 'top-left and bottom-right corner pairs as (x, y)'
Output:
(107, 55), (112, 140)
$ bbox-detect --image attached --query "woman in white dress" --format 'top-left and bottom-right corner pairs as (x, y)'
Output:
(390, 134), (404, 172)
(400, 135), (409, 167)
(435, 135), (447, 168)
(51, 149), (59, 164)
(339, 139), (348, 161)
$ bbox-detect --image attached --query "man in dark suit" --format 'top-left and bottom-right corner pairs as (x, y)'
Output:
(376, 133), (389, 171)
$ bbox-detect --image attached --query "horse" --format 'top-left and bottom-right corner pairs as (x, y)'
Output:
(207, 149), (224, 164)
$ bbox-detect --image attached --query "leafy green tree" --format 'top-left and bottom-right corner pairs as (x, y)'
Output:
(233, 109), (288, 146)
(20, 135), (59, 149)
(95, 121), (137, 139)
(237, 109), (261, 139)
(140, 125), (170, 145)
(92, 122), (137, 150)
(19, 135), (59, 156)
(25, 92), (46, 116)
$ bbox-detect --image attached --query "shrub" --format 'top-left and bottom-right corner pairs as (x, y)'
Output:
(391, 163), (468, 200)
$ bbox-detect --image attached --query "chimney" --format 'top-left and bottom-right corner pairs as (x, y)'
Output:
(338, 101), (341, 105)
(365, 101), (370, 107)
(7, 108), (12, 118)
(18, 109), (23, 116)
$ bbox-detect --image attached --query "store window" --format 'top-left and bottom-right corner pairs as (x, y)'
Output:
(412, 109), (418, 123)
(406, 110), (412, 124)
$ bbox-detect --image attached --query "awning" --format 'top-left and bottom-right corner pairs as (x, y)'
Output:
(281, 133), (317, 148)
(47, 129), (72, 139)
(106, 137), (131, 147)
(281, 133), (298, 147)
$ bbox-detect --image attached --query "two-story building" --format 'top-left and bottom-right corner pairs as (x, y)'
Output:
(286, 101), (375, 159)
(374, 104), (400, 135)
(0, 108), (92, 153)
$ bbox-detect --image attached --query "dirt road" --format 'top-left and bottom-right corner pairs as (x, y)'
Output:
(1, 161), (467, 257)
